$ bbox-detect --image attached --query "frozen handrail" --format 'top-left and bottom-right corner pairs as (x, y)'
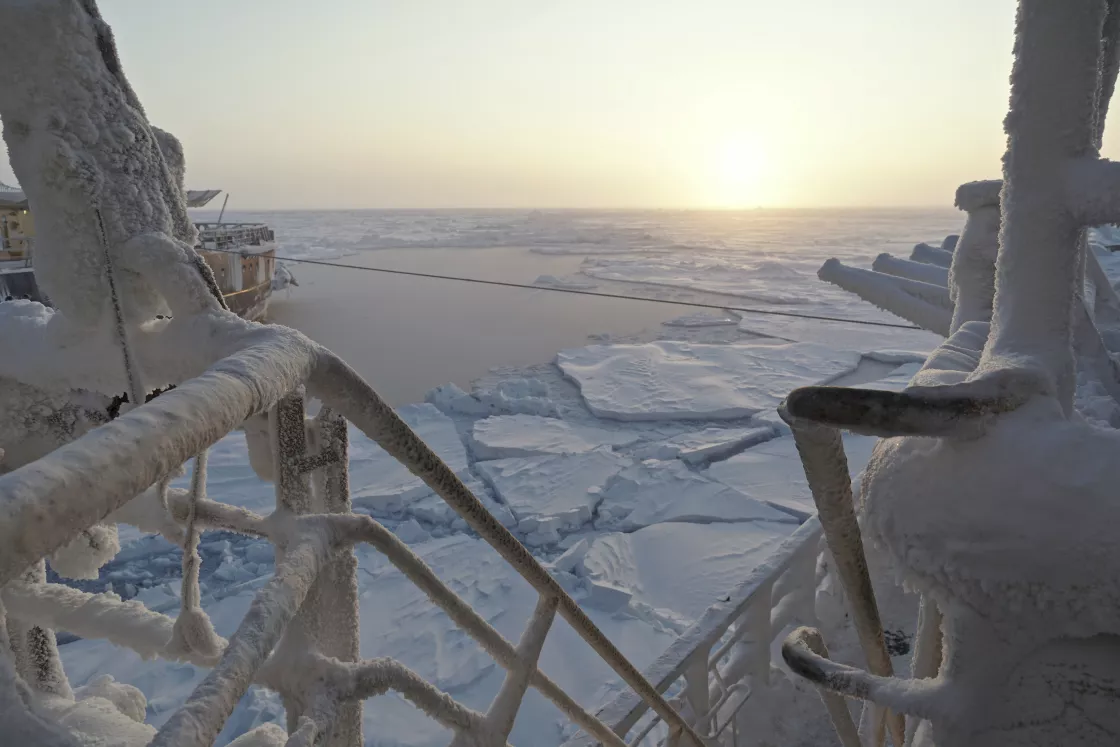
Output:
(0, 323), (704, 746)
(562, 518), (822, 747)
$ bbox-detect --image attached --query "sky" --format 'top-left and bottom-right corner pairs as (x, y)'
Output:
(5, 0), (1118, 209)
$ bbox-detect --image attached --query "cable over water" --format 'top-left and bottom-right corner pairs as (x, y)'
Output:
(207, 248), (924, 331)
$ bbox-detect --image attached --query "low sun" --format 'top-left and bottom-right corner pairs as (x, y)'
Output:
(712, 137), (768, 207)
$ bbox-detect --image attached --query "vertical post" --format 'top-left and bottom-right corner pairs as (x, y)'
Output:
(682, 648), (711, 736)
(271, 395), (361, 746)
(983, 0), (1108, 412)
(784, 416), (902, 747)
(5, 561), (71, 699)
(307, 407), (361, 747)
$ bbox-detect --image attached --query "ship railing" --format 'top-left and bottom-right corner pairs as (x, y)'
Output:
(561, 518), (822, 747)
(195, 222), (275, 251)
(0, 329), (707, 747)
(0, 234), (33, 266)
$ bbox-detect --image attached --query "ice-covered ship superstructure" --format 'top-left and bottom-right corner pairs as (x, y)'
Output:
(3, 1), (1120, 746)
(1, 186), (281, 320)
(780, 1), (1120, 745)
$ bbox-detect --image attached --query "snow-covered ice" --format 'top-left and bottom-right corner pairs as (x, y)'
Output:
(557, 341), (862, 421)
(706, 434), (879, 519)
(661, 310), (740, 328)
(470, 414), (640, 460)
(596, 459), (799, 530)
(534, 274), (597, 290)
(576, 522), (794, 620)
(631, 424), (776, 465)
(348, 404), (469, 513)
(475, 448), (630, 537)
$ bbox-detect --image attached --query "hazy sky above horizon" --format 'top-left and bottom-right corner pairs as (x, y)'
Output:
(7, 0), (1120, 209)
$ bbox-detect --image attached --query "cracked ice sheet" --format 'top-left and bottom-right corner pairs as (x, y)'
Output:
(470, 414), (640, 460)
(348, 403), (469, 513)
(597, 459), (798, 531)
(354, 534), (677, 747)
(578, 522), (793, 621)
(705, 433), (880, 519)
(556, 340), (862, 422)
(631, 424), (776, 465)
(737, 312), (942, 351)
(476, 448), (630, 534)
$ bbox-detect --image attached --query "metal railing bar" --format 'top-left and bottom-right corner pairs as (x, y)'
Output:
(152, 538), (326, 747)
(569, 517), (822, 743)
(480, 594), (560, 741)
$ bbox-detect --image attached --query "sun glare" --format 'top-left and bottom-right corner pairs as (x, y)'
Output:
(711, 137), (768, 208)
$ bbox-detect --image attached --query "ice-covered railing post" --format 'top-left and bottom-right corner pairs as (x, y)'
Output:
(779, 2), (1120, 746)
(560, 518), (824, 747)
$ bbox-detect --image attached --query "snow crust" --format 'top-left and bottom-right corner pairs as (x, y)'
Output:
(706, 434), (879, 519)
(470, 415), (639, 460)
(576, 523), (792, 621)
(476, 449), (629, 538)
(557, 341), (862, 422)
(596, 459), (798, 530)
(349, 404), (469, 513)
(630, 425), (776, 465)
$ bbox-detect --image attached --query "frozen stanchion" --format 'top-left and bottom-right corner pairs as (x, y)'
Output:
(780, 2), (1120, 746)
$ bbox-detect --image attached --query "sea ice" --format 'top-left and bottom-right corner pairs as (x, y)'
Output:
(533, 274), (597, 290)
(406, 476), (517, 529)
(579, 255), (813, 305)
(661, 310), (740, 328)
(470, 414), (640, 460)
(577, 522), (793, 620)
(475, 448), (630, 534)
(631, 424), (776, 465)
(348, 403), (469, 513)
(556, 341), (862, 421)
(706, 433), (879, 519)
(596, 459), (798, 531)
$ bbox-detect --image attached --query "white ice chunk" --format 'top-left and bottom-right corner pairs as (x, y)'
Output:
(534, 274), (597, 290)
(586, 580), (633, 612)
(597, 459), (798, 530)
(551, 538), (591, 573)
(631, 425), (776, 465)
(736, 307), (942, 351)
(406, 476), (516, 528)
(471, 414), (640, 460)
(661, 310), (740, 328)
(394, 519), (431, 544)
(349, 403), (469, 513)
(580, 522), (794, 621)
(557, 341), (862, 421)
(706, 434), (879, 519)
(475, 448), (629, 533)
(861, 361), (924, 392)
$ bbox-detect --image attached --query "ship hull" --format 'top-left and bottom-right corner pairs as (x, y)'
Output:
(0, 265), (272, 322)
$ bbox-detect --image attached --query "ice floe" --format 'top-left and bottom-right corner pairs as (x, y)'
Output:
(575, 522), (794, 620)
(706, 434), (879, 519)
(661, 310), (741, 327)
(470, 414), (640, 460)
(556, 341), (862, 421)
(348, 403), (469, 513)
(475, 448), (630, 539)
(631, 424), (776, 465)
(596, 459), (798, 531)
